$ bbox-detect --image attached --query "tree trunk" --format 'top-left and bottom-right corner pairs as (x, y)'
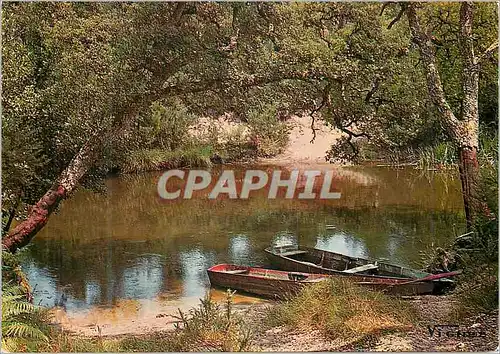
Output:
(2, 140), (98, 252)
(407, 2), (485, 230)
(457, 3), (482, 229)
(458, 146), (480, 229)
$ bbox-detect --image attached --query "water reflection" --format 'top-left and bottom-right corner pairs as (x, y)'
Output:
(178, 249), (214, 298)
(272, 231), (297, 248)
(228, 234), (252, 265)
(123, 255), (164, 299)
(20, 166), (465, 314)
(84, 282), (101, 306)
(315, 232), (368, 258)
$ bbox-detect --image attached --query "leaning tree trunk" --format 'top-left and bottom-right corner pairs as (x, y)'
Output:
(2, 137), (102, 253)
(407, 2), (485, 230)
(1, 120), (132, 253)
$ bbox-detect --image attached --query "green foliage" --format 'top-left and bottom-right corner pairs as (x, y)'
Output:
(415, 142), (457, 170)
(167, 290), (251, 352)
(219, 126), (255, 161)
(2, 251), (32, 298)
(473, 132), (498, 262)
(120, 147), (212, 173)
(247, 104), (290, 157)
(119, 291), (252, 352)
(2, 2), (496, 198)
(2, 284), (51, 352)
(138, 100), (197, 151)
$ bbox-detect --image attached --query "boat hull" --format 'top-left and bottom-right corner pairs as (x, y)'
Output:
(264, 246), (444, 295)
(207, 264), (327, 299)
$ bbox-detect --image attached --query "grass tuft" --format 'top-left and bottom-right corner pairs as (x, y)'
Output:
(265, 278), (415, 342)
(14, 290), (251, 352)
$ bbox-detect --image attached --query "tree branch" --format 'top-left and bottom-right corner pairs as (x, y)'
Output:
(387, 4), (407, 30)
(478, 40), (499, 63)
(365, 78), (380, 103)
(309, 82), (331, 143)
(406, 3), (463, 144)
(380, 2), (392, 16)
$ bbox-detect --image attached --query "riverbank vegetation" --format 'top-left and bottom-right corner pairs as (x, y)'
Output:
(0, 280), (251, 352)
(265, 279), (415, 342)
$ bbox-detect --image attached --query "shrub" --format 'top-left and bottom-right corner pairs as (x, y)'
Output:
(217, 126), (255, 161)
(142, 99), (197, 151)
(120, 146), (212, 173)
(450, 264), (498, 319)
(247, 104), (290, 157)
(120, 290), (252, 352)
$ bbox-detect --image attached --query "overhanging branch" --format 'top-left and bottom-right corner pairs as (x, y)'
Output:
(479, 40), (499, 63)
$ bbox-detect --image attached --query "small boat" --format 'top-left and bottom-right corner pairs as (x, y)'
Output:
(265, 245), (457, 295)
(207, 264), (328, 298)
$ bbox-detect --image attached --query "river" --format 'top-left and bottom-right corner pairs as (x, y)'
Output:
(19, 164), (465, 334)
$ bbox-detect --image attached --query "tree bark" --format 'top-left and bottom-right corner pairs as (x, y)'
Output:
(457, 3), (482, 229)
(3, 139), (99, 252)
(407, 2), (484, 230)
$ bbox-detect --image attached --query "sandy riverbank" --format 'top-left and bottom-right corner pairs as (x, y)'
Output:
(53, 294), (498, 352)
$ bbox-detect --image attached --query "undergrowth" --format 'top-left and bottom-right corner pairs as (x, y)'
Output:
(121, 290), (251, 352)
(450, 263), (498, 319)
(247, 104), (290, 157)
(420, 134), (498, 320)
(1, 284), (52, 352)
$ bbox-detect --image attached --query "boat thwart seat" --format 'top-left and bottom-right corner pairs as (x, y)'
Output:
(225, 269), (249, 274)
(280, 250), (308, 257)
(343, 264), (378, 274)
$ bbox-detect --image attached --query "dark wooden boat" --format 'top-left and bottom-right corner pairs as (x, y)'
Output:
(265, 245), (457, 295)
(207, 264), (329, 298)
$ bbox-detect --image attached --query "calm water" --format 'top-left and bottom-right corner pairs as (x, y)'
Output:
(21, 165), (465, 314)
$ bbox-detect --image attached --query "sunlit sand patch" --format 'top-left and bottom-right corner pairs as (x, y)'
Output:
(49, 289), (265, 337)
(51, 299), (143, 336)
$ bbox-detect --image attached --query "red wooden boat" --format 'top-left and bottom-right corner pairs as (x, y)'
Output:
(207, 264), (328, 298)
